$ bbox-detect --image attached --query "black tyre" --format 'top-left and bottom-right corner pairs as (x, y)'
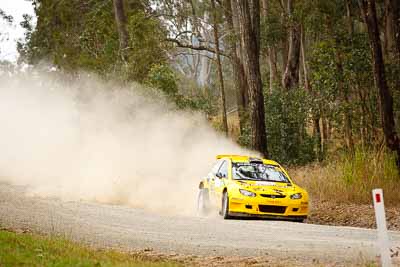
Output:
(295, 217), (306, 223)
(221, 191), (231, 219)
(197, 188), (209, 216)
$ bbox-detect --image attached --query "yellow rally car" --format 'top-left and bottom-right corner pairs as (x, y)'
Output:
(197, 155), (309, 222)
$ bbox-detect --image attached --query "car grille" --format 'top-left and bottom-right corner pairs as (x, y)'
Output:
(260, 194), (286, 199)
(258, 205), (287, 214)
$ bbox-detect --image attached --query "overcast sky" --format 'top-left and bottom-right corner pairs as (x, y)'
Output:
(0, 0), (34, 62)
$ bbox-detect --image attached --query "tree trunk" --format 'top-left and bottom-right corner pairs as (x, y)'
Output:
(313, 115), (322, 161)
(113, 0), (129, 61)
(282, 0), (301, 90)
(331, 18), (354, 152)
(211, 0), (228, 136)
(231, 0), (250, 109)
(359, 0), (400, 168)
(392, 0), (400, 61)
(268, 47), (278, 93)
(261, 0), (278, 93)
(322, 116), (329, 154)
(300, 25), (310, 91)
(384, 0), (395, 56)
(358, 87), (368, 149)
(385, 0), (400, 101)
(224, 0), (249, 134)
(346, 0), (354, 37)
(383, 0), (400, 59)
(343, 0), (355, 152)
(335, 47), (354, 151)
(280, 2), (288, 76)
(234, 0), (268, 157)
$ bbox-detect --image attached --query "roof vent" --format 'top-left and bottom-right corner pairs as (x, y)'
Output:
(249, 157), (263, 164)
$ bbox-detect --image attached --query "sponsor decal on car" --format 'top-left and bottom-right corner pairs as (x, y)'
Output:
(255, 181), (276, 186)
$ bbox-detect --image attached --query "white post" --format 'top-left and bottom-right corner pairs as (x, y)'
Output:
(372, 188), (391, 267)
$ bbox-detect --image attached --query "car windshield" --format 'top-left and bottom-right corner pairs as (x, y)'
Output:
(232, 162), (290, 183)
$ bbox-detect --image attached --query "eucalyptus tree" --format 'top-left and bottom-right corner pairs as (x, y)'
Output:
(223, 0), (249, 134)
(233, 0), (268, 157)
(113, 0), (129, 62)
(282, 0), (301, 90)
(359, 0), (400, 168)
(210, 0), (228, 135)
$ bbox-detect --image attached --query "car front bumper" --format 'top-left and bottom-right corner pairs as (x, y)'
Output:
(228, 196), (309, 219)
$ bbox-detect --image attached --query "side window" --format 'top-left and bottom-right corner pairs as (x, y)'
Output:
(211, 160), (223, 175)
(218, 160), (228, 178)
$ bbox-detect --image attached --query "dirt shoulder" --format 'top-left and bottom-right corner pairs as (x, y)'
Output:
(308, 201), (400, 231)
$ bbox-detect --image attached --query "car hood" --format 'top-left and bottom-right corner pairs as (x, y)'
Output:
(234, 180), (299, 194)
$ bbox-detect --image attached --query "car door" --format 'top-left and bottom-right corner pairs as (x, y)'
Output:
(207, 159), (223, 198)
(212, 160), (229, 204)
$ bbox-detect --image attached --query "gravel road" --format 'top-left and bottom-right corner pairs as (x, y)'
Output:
(0, 182), (399, 266)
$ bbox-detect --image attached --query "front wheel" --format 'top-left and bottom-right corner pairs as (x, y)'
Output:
(294, 217), (307, 223)
(197, 188), (209, 216)
(221, 191), (231, 219)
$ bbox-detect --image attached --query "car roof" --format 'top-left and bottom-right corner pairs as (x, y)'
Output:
(215, 154), (280, 166)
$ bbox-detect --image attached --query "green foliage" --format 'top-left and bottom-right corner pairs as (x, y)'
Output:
(259, 1), (287, 51)
(261, 13), (286, 48)
(145, 64), (215, 113)
(0, 8), (13, 23)
(0, 9), (14, 57)
(384, 53), (400, 134)
(173, 93), (214, 113)
(301, 0), (347, 37)
(237, 115), (251, 149)
(18, 0), (167, 82)
(0, 230), (179, 267)
(238, 89), (315, 165)
(264, 89), (316, 165)
(310, 39), (340, 115)
(123, 10), (167, 81)
(145, 64), (178, 96)
(310, 32), (379, 148)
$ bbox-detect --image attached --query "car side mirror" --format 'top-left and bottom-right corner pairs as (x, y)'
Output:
(216, 172), (225, 179)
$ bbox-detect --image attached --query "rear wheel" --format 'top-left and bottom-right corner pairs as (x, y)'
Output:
(197, 188), (209, 216)
(221, 191), (231, 219)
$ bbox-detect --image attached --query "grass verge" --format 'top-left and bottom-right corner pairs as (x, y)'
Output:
(0, 229), (379, 267)
(0, 229), (179, 267)
(290, 148), (400, 207)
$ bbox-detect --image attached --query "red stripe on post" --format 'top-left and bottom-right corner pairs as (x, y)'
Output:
(375, 193), (381, 203)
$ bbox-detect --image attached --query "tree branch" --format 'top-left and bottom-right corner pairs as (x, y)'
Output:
(174, 51), (216, 61)
(165, 38), (228, 57)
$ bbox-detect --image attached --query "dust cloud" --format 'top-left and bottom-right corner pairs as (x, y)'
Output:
(0, 70), (250, 215)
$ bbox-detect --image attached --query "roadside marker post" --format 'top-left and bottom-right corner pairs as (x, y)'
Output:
(372, 188), (391, 267)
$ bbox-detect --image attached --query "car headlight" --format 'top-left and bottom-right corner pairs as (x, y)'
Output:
(239, 189), (256, 197)
(290, 193), (302, 199)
